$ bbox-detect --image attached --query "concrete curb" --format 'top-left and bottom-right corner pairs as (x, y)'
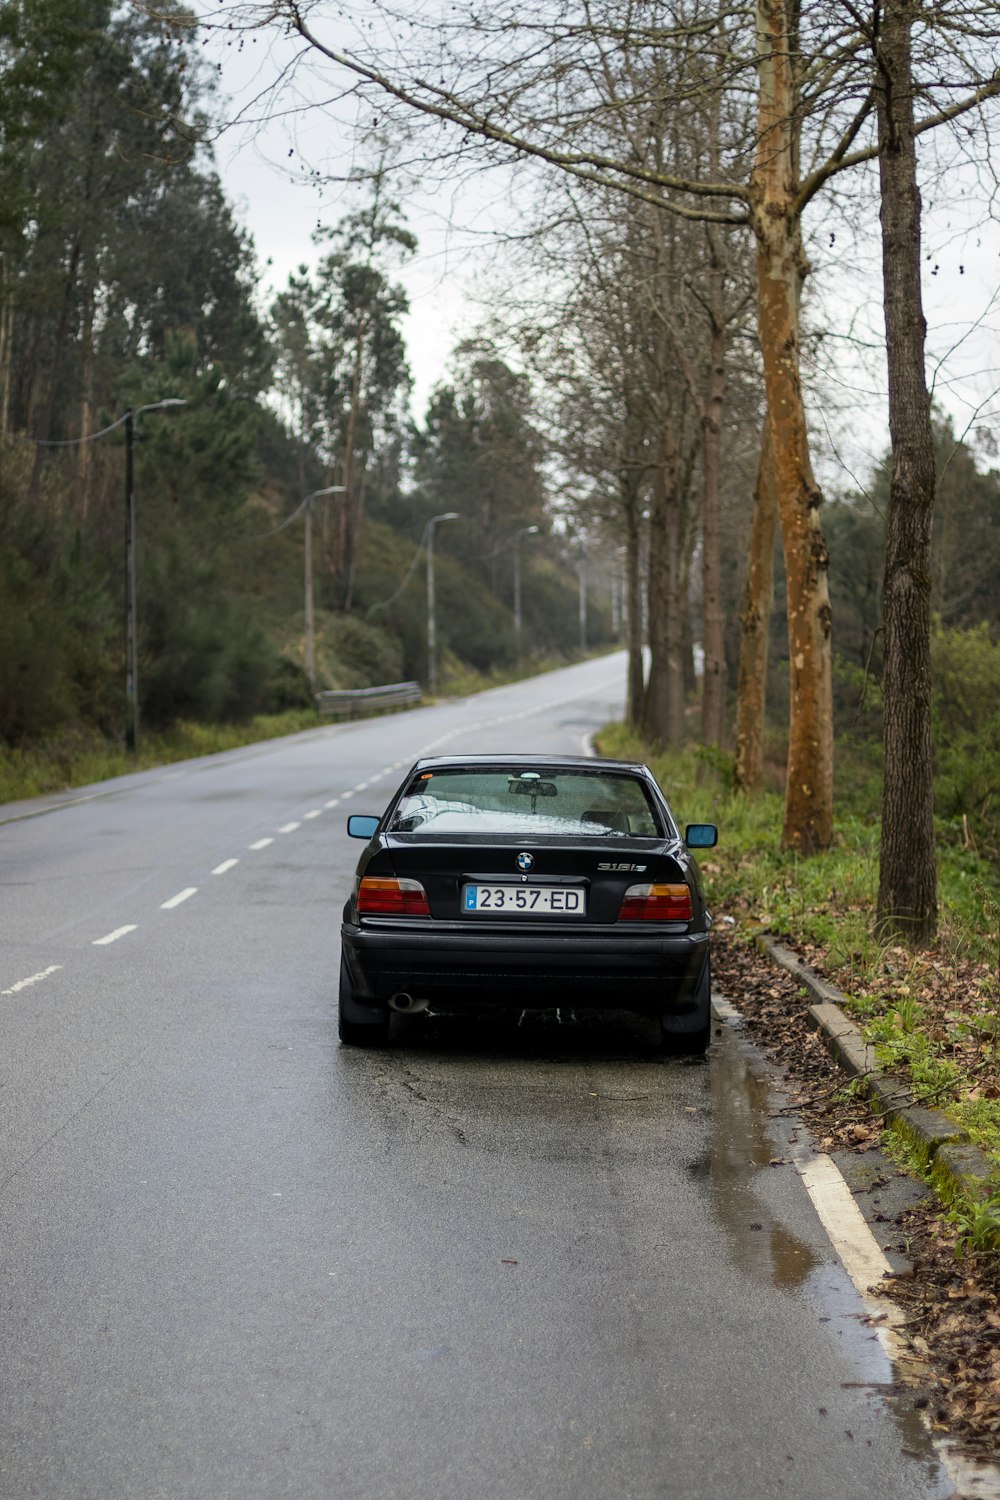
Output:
(756, 934), (996, 1208)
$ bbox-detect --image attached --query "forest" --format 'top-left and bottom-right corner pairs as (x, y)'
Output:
(2, 0), (1000, 940)
(0, 3), (610, 751)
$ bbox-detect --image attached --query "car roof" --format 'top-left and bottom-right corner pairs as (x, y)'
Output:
(408, 754), (654, 775)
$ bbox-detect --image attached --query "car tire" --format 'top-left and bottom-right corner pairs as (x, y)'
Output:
(660, 959), (712, 1056)
(338, 954), (390, 1047)
(660, 1016), (711, 1056)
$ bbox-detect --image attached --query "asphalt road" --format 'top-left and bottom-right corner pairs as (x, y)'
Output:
(0, 654), (955, 1499)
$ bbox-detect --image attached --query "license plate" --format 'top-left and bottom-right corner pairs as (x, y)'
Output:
(462, 884), (586, 915)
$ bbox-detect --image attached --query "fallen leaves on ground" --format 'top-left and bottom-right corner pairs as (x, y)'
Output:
(713, 928), (1000, 1458)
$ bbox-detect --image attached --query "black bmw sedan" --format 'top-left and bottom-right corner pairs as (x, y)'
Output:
(339, 754), (718, 1053)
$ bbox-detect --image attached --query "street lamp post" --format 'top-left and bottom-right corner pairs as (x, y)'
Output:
(123, 399), (186, 752)
(426, 511), (459, 696)
(303, 486), (345, 688)
(512, 525), (539, 659)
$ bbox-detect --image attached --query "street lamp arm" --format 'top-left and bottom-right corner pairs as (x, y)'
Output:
(250, 485), (346, 541)
(135, 398), (187, 417)
(27, 397), (187, 448)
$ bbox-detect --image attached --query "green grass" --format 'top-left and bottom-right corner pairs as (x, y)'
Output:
(440, 646), (618, 700)
(595, 719), (1000, 1183)
(0, 710), (321, 804)
(0, 650), (620, 806)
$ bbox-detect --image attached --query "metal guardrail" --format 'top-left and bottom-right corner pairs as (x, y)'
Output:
(314, 681), (423, 720)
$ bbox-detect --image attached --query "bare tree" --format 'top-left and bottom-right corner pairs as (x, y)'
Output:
(199, 0), (1000, 878)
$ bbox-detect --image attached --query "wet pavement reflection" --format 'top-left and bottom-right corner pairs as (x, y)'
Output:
(353, 1003), (953, 1490)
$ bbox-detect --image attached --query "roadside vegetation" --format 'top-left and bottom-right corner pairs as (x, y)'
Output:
(600, 613), (1000, 1172)
(598, 621), (1000, 1450)
(0, 651), (610, 806)
(597, 621), (1000, 1177)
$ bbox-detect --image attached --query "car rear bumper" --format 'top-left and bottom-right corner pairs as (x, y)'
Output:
(341, 919), (710, 1014)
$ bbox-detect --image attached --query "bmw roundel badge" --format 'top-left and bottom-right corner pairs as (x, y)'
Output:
(516, 851), (534, 872)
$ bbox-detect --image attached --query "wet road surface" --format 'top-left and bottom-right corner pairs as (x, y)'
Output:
(0, 656), (956, 1498)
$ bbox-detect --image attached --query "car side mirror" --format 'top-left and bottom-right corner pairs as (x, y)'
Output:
(347, 814), (380, 840)
(685, 823), (718, 849)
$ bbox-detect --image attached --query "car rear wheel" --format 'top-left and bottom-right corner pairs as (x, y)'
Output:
(338, 954), (390, 1047)
(660, 1016), (711, 1056)
(659, 961), (712, 1056)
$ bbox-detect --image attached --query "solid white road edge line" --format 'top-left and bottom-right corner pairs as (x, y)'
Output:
(212, 859), (239, 875)
(92, 926), (137, 947)
(713, 994), (1000, 1499)
(161, 888), (197, 910)
(792, 1135), (1000, 1498)
(2, 965), (63, 996)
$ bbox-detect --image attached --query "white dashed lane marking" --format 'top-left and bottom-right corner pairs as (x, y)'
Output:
(5, 669), (625, 1014)
(161, 888), (197, 910)
(2, 965), (63, 996)
(93, 926), (137, 947)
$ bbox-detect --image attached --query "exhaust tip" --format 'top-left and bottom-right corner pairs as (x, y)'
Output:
(389, 992), (427, 1014)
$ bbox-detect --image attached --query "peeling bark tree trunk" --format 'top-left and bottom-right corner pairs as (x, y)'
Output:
(751, 0), (834, 853)
(875, 0), (937, 942)
(734, 421), (778, 791)
(699, 257), (728, 747)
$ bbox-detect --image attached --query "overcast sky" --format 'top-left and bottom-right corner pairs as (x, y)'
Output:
(204, 20), (515, 420)
(201, 10), (1000, 483)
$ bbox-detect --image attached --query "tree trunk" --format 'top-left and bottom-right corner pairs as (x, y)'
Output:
(875, 0), (937, 943)
(645, 422), (685, 746)
(78, 274), (96, 519)
(28, 238), (83, 501)
(0, 256), (11, 436)
(734, 421), (778, 792)
(327, 320), (365, 599)
(751, 0), (834, 853)
(700, 257), (728, 745)
(344, 456), (368, 613)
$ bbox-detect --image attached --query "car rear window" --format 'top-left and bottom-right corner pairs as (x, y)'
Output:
(388, 768), (664, 837)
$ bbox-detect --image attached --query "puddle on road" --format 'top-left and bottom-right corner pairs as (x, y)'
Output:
(700, 1024), (972, 1494)
(688, 1036), (820, 1292)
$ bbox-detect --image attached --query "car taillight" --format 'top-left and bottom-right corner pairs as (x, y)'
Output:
(617, 883), (693, 921)
(357, 876), (431, 916)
